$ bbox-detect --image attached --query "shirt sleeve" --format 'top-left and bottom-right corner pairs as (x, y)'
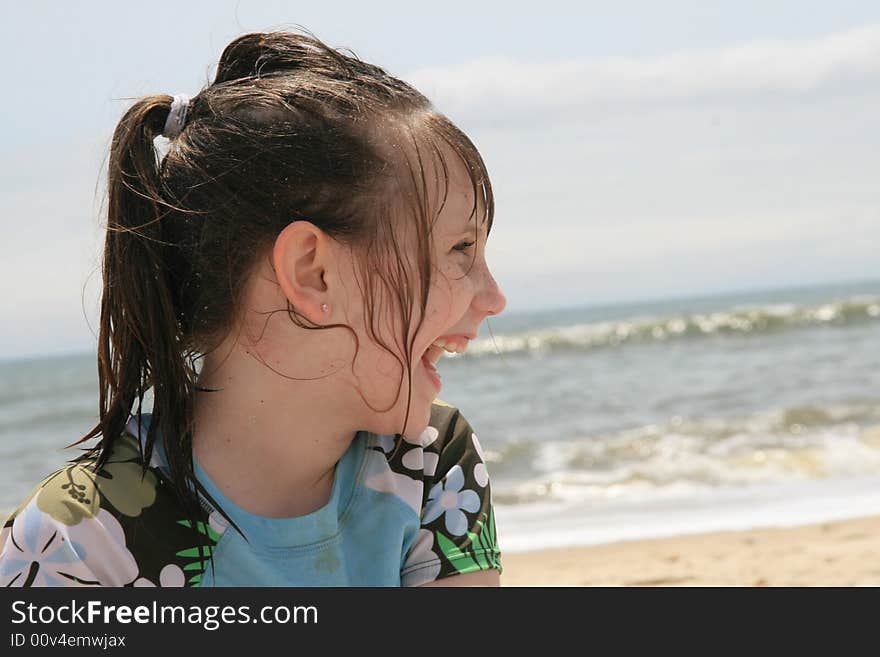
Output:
(0, 428), (225, 588)
(0, 475), (138, 587)
(400, 402), (502, 587)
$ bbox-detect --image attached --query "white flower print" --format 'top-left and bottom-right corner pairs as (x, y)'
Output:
(0, 493), (142, 587)
(65, 508), (139, 586)
(423, 451), (439, 477)
(401, 446), (423, 471)
(422, 465), (480, 536)
(159, 563), (186, 587)
(131, 564), (185, 587)
(0, 497), (98, 586)
(207, 509), (229, 537)
(471, 432), (486, 461)
(471, 432), (489, 487)
(362, 449), (424, 515)
(404, 425), (439, 448)
(473, 463), (488, 488)
(401, 528), (441, 586)
(0, 524), (10, 557)
(371, 433), (397, 454)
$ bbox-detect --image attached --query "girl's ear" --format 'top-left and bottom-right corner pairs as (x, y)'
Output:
(271, 221), (329, 320)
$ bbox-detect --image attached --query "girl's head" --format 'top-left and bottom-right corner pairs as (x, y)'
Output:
(83, 29), (505, 524)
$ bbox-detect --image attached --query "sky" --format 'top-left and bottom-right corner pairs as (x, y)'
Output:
(1, 1), (879, 359)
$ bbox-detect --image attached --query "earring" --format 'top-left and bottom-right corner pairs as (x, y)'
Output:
(321, 303), (330, 314)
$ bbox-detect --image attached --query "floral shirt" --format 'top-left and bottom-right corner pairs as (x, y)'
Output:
(0, 400), (501, 587)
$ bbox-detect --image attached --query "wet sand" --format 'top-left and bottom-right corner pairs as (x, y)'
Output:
(499, 514), (880, 586)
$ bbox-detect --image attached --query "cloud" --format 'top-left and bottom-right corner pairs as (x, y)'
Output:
(406, 24), (880, 125)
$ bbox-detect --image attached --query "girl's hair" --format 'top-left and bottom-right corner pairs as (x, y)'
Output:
(73, 28), (494, 556)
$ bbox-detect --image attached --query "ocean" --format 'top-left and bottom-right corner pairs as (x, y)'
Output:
(2, 279), (880, 553)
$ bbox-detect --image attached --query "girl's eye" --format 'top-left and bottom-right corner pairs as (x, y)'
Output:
(453, 240), (476, 253)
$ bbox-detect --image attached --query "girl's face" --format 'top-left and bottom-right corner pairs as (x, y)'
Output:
(346, 155), (506, 440)
(261, 147), (505, 443)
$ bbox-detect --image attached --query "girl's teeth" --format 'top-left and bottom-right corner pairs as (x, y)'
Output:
(431, 340), (465, 354)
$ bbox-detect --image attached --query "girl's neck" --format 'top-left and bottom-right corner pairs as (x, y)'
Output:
(190, 344), (360, 519)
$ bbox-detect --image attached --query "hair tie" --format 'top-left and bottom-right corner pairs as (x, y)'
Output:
(162, 93), (191, 139)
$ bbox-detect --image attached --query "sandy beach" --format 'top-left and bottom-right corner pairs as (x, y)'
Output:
(499, 514), (880, 586)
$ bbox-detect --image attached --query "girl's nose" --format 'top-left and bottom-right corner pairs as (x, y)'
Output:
(478, 270), (507, 317)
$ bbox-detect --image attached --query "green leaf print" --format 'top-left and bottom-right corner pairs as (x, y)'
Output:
(466, 508), (502, 571)
(436, 532), (480, 574)
(435, 509), (502, 575)
(174, 519), (220, 587)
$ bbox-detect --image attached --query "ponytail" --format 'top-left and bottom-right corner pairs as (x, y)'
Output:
(74, 95), (227, 571)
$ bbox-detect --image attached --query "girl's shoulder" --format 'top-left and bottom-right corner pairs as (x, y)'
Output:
(396, 399), (502, 586)
(0, 426), (219, 587)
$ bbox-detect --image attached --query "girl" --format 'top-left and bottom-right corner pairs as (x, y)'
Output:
(0, 29), (506, 587)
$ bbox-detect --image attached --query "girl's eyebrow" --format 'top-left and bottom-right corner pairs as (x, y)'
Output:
(452, 220), (486, 237)
(442, 214), (472, 233)
(461, 213), (488, 231)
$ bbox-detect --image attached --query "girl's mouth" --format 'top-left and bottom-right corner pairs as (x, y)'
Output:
(420, 347), (442, 389)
